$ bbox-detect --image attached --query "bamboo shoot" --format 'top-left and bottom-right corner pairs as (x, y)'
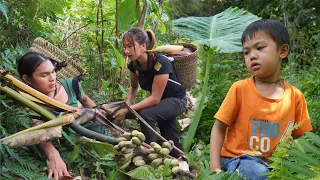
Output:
(2, 127), (62, 148)
(145, 45), (184, 53)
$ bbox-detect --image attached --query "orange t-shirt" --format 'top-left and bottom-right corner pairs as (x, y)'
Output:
(214, 76), (312, 158)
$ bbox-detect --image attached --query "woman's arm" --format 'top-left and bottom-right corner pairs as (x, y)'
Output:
(130, 73), (168, 111)
(39, 142), (70, 180)
(113, 73), (168, 120)
(80, 93), (96, 108)
(210, 120), (228, 172)
(126, 72), (139, 105)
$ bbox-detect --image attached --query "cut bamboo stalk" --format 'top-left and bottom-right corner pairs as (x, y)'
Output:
(0, 114), (74, 141)
(18, 90), (66, 111)
(18, 90), (46, 104)
(0, 72), (74, 111)
(0, 85), (56, 120)
(2, 127), (62, 148)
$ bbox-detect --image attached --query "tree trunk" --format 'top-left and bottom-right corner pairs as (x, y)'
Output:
(95, 0), (104, 91)
(136, 0), (148, 28)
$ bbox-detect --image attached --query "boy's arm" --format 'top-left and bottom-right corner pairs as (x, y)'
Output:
(292, 92), (312, 137)
(210, 119), (228, 172)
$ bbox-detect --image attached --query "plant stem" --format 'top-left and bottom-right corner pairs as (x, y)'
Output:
(183, 48), (212, 152)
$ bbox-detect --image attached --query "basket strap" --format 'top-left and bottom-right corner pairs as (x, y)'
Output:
(72, 77), (81, 100)
(168, 79), (181, 86)
(152, 53), (181, 87)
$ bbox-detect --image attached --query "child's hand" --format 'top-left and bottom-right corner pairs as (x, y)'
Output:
(214, 168), (222, 173)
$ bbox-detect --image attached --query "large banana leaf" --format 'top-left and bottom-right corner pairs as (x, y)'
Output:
(172, 7), (260, 53)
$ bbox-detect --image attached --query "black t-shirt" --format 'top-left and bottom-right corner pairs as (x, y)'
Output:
(128, 53), (186, 99)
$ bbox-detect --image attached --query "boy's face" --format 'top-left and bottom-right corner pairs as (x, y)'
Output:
(242, 31), (289, 79)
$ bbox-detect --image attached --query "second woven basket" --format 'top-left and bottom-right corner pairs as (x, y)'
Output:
(171, 43), (198, 90)
(29, 37), (85, 78)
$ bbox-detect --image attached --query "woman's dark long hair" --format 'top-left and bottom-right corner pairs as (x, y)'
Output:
(18, 52), (67, 77)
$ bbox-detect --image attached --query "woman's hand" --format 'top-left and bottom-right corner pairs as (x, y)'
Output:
(47, 150), (71, 180)
(113, 108), (129, 121)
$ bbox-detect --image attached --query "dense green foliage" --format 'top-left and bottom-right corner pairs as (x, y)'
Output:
(0, 0), (319, 179)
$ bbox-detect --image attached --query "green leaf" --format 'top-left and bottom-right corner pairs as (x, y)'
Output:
(149, 0), (160, 17)
(0, 3), (9, 23)
(118, 84), (128, 96)
(289, 149), (320, 167)
(135, 0), (141, 20)
(126, 166), (156, 180)
(102, 79), (110, 91)
(172, 7), (260, 53)
(78, 137), (118, 157)
(118, 0), (136, 32)
(282, 161), (315, 177)
(106, 40), (125, 67)
(62, 130), (75, 146)
(220, 60), (237, 65)
(305, 132), (320, 147)
(159, 22), (166, 34)
(69, 145), (80, 162)
(298, 139), (320, 157)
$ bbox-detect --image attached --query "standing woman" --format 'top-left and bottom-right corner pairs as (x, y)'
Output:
(113, 28), (187, 157)
(17, 52), (96, 180)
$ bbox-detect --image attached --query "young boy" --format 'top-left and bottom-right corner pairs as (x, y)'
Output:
(209, 19), (312, 180)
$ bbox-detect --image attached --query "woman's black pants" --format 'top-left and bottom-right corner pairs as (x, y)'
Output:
(138, 97), (187, 158)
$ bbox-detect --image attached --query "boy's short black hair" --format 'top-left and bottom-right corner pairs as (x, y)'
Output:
(241, 19), (290, 48)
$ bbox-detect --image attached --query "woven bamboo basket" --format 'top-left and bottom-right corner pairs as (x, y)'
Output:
(171, 43), (198, 90)
(29, 37), (85, 78)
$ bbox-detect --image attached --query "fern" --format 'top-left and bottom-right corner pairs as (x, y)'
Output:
(4, 143), (27, 169)
(105, 167), (124, 180)
(126, 166), (158, 180)
(282, 161), (315, 177)
(268, 132), (320, 179)
(0, 122), (8, 137)
(288, 149), (320, 167)
(305, 132), (320, 146)
(298, 139), (320, 157)
(196, 160), (241, 180)
(4, 160), (49, 180)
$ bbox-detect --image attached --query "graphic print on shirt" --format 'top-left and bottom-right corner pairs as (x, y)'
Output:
(248, 118), (294, 154)
(154, 61), (162, 71)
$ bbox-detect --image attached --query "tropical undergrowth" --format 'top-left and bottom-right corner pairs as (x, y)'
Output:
(267, 127), (320, 179)
(0, 105), (49, 179)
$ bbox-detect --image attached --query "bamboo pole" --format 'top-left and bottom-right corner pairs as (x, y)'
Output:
(0, 72), (74, 111)
(0, 85), (56, 120)
(0, 114), (74, 141)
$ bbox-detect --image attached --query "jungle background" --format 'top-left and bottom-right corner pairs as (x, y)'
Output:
(0, 0), (319, 179)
